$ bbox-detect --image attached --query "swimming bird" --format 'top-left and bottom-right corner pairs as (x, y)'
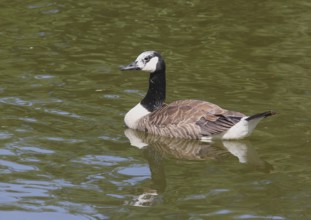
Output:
(121, 51), (275, 140)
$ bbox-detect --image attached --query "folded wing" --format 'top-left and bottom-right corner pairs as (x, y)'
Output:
(137, 99), (245, 139)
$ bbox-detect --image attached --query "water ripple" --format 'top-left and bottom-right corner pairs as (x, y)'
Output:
(116, 165), (151, 185)
(74, 155), (129, 167)
(41, 137), (84, 143)
(34, 74), (55, 80)
(0, 97), (34, 106)
(19, 146), (54, 155)
(0, 149), (15, 156)
(43, 108), (82, 119)
(4, 142), (54, 155)
(235, 214), (286, 219)
(0, 159), (37, 173)
(0, 131), (13, 140)
(0, 211), (98, 220)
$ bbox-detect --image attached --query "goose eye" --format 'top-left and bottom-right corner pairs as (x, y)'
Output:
(144, 56), (151, 62)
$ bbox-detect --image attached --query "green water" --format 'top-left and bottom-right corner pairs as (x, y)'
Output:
(0, 0), (310, 219)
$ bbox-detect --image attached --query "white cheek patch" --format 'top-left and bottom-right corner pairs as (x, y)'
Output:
(142, 57), (158, 72)
(136, 60), (145, 70)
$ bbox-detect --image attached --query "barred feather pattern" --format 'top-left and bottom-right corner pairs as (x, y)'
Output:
(136, 99), (245, 139)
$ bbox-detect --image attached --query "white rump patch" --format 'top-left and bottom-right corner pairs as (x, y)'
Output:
(220, 117), (263, 140)
(124, 103), (150, 129)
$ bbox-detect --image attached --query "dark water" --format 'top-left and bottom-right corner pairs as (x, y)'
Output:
(0, 0), (310, 219)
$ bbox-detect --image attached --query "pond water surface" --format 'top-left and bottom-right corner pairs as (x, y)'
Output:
(0, 0), (311, 219)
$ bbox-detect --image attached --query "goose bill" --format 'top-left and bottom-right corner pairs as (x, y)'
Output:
(121, 61), (140, 71)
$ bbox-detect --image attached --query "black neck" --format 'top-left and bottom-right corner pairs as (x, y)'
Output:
(141, 68), (166, 112)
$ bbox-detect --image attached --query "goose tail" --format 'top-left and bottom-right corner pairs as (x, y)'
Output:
(220, 110), (276, 140)
(246, 111), (276, 121)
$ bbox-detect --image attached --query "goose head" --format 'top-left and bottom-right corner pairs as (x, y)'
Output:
(121, 51), (165, 73)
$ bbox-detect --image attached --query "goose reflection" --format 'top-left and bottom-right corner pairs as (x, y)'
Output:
(124, 128), (272, 207)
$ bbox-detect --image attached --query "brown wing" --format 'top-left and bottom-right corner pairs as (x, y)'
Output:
(196, 111), (244, 136)
(146, 100), (223, 124)
(138, 99), (245, 138)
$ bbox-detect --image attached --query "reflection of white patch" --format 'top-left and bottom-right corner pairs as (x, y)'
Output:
(124, 103), (150, 129)
(124, 129), (148, 149)
(200, 136), (213, 142)
(223, 141), (248, 163)
(133, 191), (159, 207)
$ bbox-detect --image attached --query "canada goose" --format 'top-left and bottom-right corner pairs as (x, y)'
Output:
(121, 51), (275, 140)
